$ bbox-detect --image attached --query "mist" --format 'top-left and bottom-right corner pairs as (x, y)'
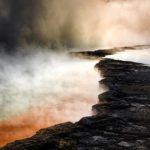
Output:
(108, 49), (150, 65)
(1, 0), (150, 50)
(0, 49), (100, 122)
(0, 47), (102, 146)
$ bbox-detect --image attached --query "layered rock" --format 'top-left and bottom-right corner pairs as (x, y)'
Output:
(1, 58), (150, 150)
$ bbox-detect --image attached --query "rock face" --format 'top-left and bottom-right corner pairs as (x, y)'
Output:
(1, 58), (150, 150)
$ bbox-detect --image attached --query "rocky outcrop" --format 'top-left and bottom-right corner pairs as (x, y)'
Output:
(1, 58), (150, 150)
(70, 45), (150, 59)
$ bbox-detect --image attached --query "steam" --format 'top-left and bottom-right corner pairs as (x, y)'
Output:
(0, 48), (100, 122)
(1, 0), (150, 50)
(0, 47), (102, 146)
(107, 49), (150, 65)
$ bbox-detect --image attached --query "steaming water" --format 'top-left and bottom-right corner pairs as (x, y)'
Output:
(0, 47), (101, 146)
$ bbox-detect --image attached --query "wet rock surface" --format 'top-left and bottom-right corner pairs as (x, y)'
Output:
(1, 58), (150, 150)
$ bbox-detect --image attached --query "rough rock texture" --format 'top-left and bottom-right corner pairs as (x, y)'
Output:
(1, 58), (150, 150)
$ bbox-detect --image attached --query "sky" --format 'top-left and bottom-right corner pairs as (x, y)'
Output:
(0, 0), (150, 147)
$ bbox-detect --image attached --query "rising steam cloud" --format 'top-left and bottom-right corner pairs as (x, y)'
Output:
(0, 48), (101, 146)
(0, 50), (100, 122)
(1, 0), (150, 51)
